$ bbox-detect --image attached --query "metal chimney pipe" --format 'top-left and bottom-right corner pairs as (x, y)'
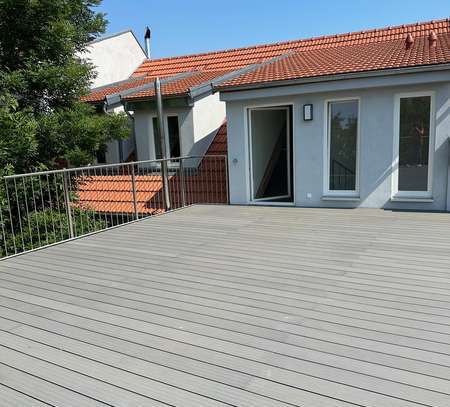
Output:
(154, 77), (171, 210)
(144, 26), (151, 59)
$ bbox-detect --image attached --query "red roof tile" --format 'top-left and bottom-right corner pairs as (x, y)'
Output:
(84, 18), (450, 102)
(218, 32), (450, 89)
(123, 70), (231, 101)
(133, 19), (450, 77)
(76, 123), (228, 214)
(81, 75), (155, 103)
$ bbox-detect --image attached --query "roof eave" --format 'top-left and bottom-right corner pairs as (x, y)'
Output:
(217, 63), (450, 93)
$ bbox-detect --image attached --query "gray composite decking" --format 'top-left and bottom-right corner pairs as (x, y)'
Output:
(0, 205), (450, 406)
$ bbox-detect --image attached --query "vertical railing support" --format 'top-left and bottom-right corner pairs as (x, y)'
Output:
(63, 171), (74, 238)
(179, 158), (186, 208)
(130, 164), (139, 220)
(154, 77), (171, 211)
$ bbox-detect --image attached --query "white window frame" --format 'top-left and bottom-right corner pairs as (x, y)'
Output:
(245, 103), (295, 203)
(323, 97), (361, 198)
(391, 91), (435, 200)
(151, 114), (182, 159)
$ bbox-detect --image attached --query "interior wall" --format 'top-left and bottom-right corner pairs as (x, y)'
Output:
(250, 109), (286, 198)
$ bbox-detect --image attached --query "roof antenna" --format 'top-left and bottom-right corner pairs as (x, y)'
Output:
(405, 33), (414, 49)
(429, 31), (437, 48)
(144, 26), (151, 59)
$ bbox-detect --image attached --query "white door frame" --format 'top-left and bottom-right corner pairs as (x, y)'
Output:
(247, 105), (293, 202)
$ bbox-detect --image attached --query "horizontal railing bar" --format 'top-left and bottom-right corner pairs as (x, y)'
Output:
(3, 155), (227, 179)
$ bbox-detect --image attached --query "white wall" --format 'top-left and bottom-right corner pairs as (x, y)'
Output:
(223, 72), (450, 211)
(191, 93), (226, 156)
(80, 31), (146, 89)
(133, 94), (225, 162)
(134, 106), (194, 161)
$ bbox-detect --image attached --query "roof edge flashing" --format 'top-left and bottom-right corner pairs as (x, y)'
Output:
(188, 51), (296, 102)
(218, 62), (450, 94)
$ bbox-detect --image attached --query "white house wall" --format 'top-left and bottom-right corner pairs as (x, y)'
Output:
(134, 105), (194, 161)
(133, 94), (225, 162)
(191, 93), (226, 156)
(223, 74), (450, 211)
(80, 31), (146, 88)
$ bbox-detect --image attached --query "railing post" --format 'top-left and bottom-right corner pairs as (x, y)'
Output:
(63, 171), (74, 238)
(161, 159), (171, 211)
(154, 77), (171, 211)
(130, 164), (139, 220)
(179, 158), (186, 208)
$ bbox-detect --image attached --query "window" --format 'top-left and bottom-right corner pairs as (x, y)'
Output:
(152, 115), (181, 159)
(167, 116), (181, 158)
(326, 100), (359, 194)
(394, 95), (433, 196)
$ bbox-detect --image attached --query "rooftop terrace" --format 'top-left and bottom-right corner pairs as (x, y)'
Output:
(0, 205), (450, 406)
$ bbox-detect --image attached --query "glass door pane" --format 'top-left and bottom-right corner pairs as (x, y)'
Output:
(398, 96), (431, 192)
(250, 107), (292, 202)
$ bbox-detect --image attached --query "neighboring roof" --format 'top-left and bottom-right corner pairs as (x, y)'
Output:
(83, 18), (450, 104)
(76, 123), (228, 213)
(123, 70), (231, 102)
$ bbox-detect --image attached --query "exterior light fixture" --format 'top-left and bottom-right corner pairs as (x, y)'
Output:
(303, 104), (313, 121)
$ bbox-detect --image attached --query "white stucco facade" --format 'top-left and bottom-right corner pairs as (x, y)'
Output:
(80, 31), (146, 89)
(221, 70), (450, 211)
(133, 94), (226, 162)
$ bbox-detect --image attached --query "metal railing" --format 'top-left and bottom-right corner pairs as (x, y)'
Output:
(330, 159), (356, 191)
(0, 155), (228, 259)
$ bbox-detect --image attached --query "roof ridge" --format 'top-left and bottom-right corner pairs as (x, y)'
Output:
(138, 17), (450, 66)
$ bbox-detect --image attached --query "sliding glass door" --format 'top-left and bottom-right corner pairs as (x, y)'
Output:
(249, 106), (293, 202)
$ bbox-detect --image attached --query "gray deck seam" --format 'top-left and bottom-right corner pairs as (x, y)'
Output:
(0, 382), (55, 407)
(0, 361), (115, 407)
(10, 255), (450, 310)
(3, 265), (449, 327)
(1, 285), (450, 398)
(2, 278), (449, 349)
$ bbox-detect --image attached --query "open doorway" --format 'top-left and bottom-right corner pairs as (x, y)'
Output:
(249, 106), (293, 202)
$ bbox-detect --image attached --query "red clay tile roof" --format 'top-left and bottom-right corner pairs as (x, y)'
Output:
(133, 19), (450, 77)
(123, 70), (231, 101)
(84, 18), (450, 102)
(76, 122), (228, 214)
(218, 31), (450, 89)
(81, 75), (155, 103)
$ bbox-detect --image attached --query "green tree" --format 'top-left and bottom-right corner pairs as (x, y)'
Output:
(0, 0), (128, 257)
(0, 0), (129, 175)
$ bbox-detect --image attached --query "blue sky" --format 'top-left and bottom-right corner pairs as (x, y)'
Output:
(96, 1), (449, 59)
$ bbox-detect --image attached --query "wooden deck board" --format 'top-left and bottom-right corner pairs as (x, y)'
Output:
(1, 205), (450, 406)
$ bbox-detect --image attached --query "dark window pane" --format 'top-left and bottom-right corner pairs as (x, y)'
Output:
(152, 117), (162, 159)
(329, 101), (358, 191)
(153, 116), (180, 159)
(398, 96), (431, 192)
(167, 116), (180, 158)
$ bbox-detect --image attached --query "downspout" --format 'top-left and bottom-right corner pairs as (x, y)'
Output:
(124, 104), (138, 161)
(154, 77), (171, 210)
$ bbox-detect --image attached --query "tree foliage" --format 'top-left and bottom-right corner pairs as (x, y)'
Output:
(0, 0), (130, 175)
(0, 0), (130, 257)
